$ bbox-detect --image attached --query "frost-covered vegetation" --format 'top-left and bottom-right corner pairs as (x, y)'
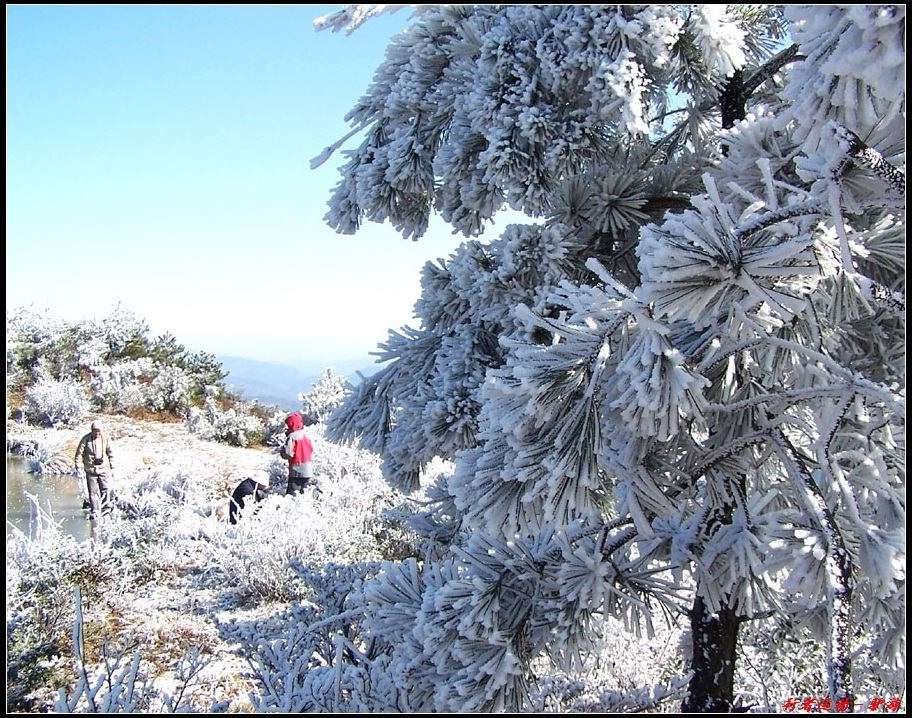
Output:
(298, 368), (353, 423)
(5, 417), (418, 712)
(7, 306), (305, 448)
(6, 4), (905, 714)
(317, 4), (906, 713)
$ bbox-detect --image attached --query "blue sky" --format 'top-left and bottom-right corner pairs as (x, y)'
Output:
(6, 5), (515, 364)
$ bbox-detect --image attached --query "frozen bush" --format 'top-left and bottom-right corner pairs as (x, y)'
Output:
(25, 377), (90, 428)
(147, 365), (195, 414)
(6, 305), (239, 427)
(263, 410), (289, 447)
(26, 439), (74, 476)
(199, 457), (408, 604)
(5, 507), (141, 711)
(186, 388), (265, 447)
(90, 359), (153, 413)
(298, 368), (352, 422)
(74, 337), (109, 371)
(97, 305), (148, 357)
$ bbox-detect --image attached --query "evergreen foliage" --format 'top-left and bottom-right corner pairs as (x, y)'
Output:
(318, 4), (905, 711)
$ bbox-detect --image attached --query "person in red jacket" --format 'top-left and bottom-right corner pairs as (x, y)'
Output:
(282, 412), (314, 495)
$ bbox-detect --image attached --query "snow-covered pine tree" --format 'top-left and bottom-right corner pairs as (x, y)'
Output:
(317, 5), (905, 711)
(299, 367), (353, 423)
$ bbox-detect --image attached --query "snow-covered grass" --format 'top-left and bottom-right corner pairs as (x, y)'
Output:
(5, 414), (413, 712)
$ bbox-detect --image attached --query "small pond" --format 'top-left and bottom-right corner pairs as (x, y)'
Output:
(7, 455), (92, 542)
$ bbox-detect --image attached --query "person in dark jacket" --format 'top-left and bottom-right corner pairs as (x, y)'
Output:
(228, 478), (268, 525)
(282, 412), (314, 495)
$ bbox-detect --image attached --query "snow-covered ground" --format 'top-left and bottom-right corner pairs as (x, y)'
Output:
(6, 415), (693, 713)
(6, 413), (409, 712)
(9, 413), (276, 504)
(7, 412), (901, 713)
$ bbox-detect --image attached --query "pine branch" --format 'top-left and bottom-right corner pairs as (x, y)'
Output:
(833, 125), (906, 195)
(734, 198), (824, 239)
(856, 274), (906, 316)
(686, 434), (769, 487)
(770, 428), (855, 703)
(741, 43), (804, 98)
(660, 42), (804, 148)
(704, 385), (856, 413)
(761, 337), (904, 413)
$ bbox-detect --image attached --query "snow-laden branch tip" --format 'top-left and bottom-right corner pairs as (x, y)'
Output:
(313, 5), (409, 35)
(310, 124), (366, 169)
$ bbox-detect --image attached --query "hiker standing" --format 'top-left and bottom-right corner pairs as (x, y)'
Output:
(74, 420), (115, 515)
(282, 412), (314, 495)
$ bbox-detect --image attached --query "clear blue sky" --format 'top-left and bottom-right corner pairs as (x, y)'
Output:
(6, 5), (516, 364)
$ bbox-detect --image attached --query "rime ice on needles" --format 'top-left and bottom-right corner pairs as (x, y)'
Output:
(637, 174), (823, 327)
(319, 4), (904, 711)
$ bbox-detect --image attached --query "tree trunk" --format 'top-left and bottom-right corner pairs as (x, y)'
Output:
(680, 48), (805, 708)
(682, 595), (741, 712)
(719, 69), (747, 130)
(682, 475), (746, 712)
(828, 544), (854, 705)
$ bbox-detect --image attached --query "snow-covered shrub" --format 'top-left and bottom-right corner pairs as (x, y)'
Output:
(197, 458), (408, 606)
(298, 368), (352, 423)
(6, 306), (241, 427)
(262, 409), (289, 447)
(74, 336), (109, 371)
(25, 438), (74, 476)
(147, 365), (195, 415)
(96, 305), (148, 358)
(25, 377), (90, 428)
(266, 456), (288, 488)
(186, 387), (265, 447)
(531, 618), (687, 712)
(52, 581), (216, 714)
(10, 510), (218, 714)
(6, 308), (71, 389)
(6, 308), (69, 359)
(6, 526), (79, 711)
(54, 639), (214, 713)
(90, 359), (154, 413)
(5, 509), (143, 711)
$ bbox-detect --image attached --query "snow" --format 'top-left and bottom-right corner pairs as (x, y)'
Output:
(314, 4), (905, 711)
(6, 4), (906, 712)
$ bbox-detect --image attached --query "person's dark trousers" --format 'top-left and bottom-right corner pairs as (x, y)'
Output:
(229, 479), (267, 525)
(85, 474), (110, 515)
(286, 476), (314, 496)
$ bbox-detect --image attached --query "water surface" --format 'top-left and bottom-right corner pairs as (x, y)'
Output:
(6, 455), (91, 542)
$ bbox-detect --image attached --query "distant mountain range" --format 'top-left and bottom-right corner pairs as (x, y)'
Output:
(217, 355), (381, 410)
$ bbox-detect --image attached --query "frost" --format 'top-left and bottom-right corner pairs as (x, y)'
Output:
(690, 6), (747, 78)
(298, 368), (352, 423)
(25, 376), (91, 428)
(317, 4), (905, 711)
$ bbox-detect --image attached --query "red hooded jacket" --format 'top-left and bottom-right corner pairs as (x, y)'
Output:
(284, 413), (313, 476)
